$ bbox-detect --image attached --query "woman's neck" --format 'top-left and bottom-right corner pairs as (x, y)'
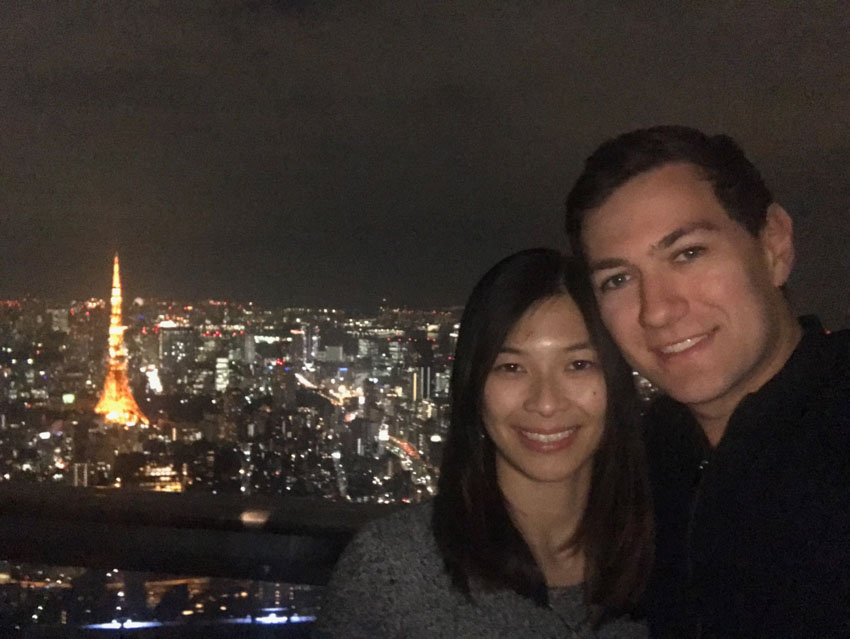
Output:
(497, 459), (591, 587)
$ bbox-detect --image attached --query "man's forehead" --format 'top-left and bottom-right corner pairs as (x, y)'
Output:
(591, 162), (712, 212)
(580, 165), (728, 249)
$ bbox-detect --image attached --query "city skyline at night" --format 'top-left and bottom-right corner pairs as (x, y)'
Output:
(0, 250), (452, 633)
(0, 254), (456, 500)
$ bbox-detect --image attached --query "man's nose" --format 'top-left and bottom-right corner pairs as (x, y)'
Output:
(638, 274), (688, 328)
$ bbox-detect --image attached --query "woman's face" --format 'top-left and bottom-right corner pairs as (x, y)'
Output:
(482, 294), (607, 490)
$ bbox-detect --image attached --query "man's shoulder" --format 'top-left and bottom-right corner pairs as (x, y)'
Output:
(798, 317), (850, 373)
(821, 327), (850, 378)
(800, 325), (850, 409)
(817, 322), (850, 357)
(806, 327), (850, 441)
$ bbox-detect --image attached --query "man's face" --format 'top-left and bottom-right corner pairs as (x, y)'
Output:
(581, 162), (796, 420)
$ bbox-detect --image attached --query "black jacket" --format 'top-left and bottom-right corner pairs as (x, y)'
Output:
(646, 318), (850, 638)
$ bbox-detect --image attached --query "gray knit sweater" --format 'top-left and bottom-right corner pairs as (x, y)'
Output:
(315, 502), (647, 638)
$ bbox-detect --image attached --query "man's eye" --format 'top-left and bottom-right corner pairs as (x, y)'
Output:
(598, 273), (629, 292)
(673, 246), (706, 262)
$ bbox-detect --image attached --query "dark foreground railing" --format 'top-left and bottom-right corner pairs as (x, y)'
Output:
(0, 484), (399, 585)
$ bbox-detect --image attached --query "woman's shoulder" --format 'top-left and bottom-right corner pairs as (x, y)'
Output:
(340, 502), (439, 571)
(338, 500), (436, 567)
(316, 501), (447, 637)
(355, 500), (434, 543)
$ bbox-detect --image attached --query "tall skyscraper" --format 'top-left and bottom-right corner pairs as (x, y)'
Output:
(94, 254), (149, 425)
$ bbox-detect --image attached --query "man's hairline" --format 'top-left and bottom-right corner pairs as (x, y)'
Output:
(574, 159), (769, 263)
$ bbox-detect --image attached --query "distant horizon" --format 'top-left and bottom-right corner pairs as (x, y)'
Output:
(0, 293), (466, 315)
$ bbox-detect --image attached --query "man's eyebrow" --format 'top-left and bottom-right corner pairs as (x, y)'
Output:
(651, 221), (719, 252)
(588, 221), (719, 272)
(588, 257), (628, 273)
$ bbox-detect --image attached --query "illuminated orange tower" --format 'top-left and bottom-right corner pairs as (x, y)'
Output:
(94, 254), (149, 425)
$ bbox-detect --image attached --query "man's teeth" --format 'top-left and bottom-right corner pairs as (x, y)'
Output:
(661, 335), (704, 354)
(520, 428), (577, 442)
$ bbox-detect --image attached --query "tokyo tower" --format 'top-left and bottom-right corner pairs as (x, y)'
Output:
(94, 254), (149, 426)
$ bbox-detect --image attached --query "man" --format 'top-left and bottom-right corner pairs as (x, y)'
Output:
(564, 126), (850, 638)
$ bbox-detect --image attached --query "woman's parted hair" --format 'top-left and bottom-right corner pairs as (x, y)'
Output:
(431, 248), (653, 617)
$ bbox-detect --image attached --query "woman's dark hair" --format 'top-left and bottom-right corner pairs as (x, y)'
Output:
(565, 125), (774, 261)
(432, 248), (653, 618)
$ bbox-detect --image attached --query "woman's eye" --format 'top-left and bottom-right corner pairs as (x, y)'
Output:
(494, 362), (522, 373)
(673, 246), (706, 262)
(569, 359), (596, 371)
(598, 272), (629, 292)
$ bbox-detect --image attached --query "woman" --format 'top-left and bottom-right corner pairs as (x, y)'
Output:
(316, 249), (653, 638)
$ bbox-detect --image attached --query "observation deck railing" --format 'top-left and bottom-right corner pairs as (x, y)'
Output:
(0, 484), (399, 585)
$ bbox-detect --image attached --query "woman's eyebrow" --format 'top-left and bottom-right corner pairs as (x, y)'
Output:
(496, 346), (523, 354)
(497, 342), (594, 353)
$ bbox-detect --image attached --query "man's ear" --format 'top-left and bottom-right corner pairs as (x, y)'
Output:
(760, 203), (795, 287)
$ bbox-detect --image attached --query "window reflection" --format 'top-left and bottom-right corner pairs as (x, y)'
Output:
(0, 560), (319, 637)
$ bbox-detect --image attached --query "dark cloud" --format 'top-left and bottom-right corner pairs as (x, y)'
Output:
(0, 1), (848, 325)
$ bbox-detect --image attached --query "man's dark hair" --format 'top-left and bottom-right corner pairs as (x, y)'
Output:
(432, 248), (653, 620)
(565, 125), (774, 259)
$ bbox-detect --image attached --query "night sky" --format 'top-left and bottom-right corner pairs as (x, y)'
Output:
(1, 1), (848, 326)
